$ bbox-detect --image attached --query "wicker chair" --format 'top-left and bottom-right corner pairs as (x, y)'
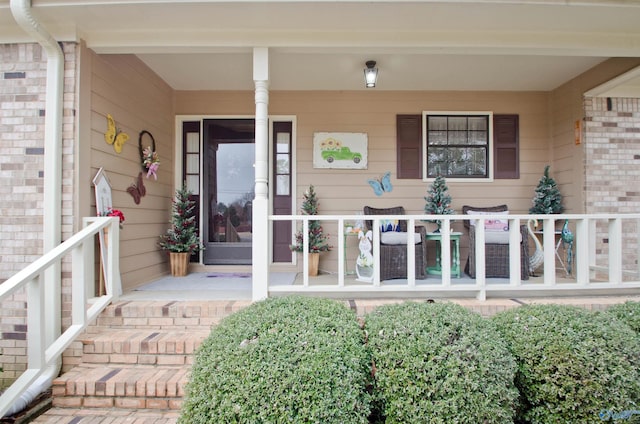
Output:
(363, 206), (427, 280)
(462, 205), (529, 280)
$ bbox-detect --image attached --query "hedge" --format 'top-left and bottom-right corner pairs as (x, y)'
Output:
(365, 302), (518, 423)
(493, 304), (640, 424)
(179, 296), (372, 424)
(606, 301), (640, 334)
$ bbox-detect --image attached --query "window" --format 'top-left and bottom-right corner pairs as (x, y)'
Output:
(423, 112), (492, 180)
(397, 113), (519, 180)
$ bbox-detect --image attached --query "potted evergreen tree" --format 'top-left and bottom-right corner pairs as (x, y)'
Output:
(159, 185), (204, 276)
(289, 185), (331, 276)
(424, 174), (455, 232)
(530, 165), (564, 214)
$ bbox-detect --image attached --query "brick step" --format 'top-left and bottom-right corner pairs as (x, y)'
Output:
(78, 328), (209, 365)
(31, 407), (179, 423)
(51, 364), (188, 410)
(89, 300), (250, 330)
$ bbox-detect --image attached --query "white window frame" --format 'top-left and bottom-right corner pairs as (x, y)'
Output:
(422, 111), (494, 182)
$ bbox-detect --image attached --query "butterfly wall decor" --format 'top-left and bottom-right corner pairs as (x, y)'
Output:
(127, 172), (146, 204)
(104, 114), (129, 154)
(368, 171), (393, 196)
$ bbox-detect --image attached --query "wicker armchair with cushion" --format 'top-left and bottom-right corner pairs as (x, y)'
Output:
(363, 206), (427, 281)
(462, 205), (529, 280)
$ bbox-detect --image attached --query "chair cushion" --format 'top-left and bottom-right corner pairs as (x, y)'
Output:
(381, 231), (421, 245)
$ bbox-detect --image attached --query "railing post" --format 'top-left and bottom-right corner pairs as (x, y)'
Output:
(637, 218), (640, 279)
(338, 218), (345, 287)
(302, 218), (309, 287)
(27, 275), (46, 370)
(372, 218), (381, 286)
(609, 218), (622, 284)
(474, 218), (486, 300)
(589, 218), (597, 280)
(575, 218), (589, 285)
(542, 218), (556, 285)
(72, 243), (88, 327)
(407, 217), (416, 286)
(509, 217), (521, 286)
(440, 218), (451, 286)
(106, 217), (121, 298)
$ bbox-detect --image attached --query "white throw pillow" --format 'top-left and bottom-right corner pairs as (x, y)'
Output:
(381, 232), (421, 245)
(466, 210), (509, 228)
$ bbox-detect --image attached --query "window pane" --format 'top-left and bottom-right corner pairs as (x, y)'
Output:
(448, 117), (467, 131)
(427, 147), (448, 177)
(469, 147), (487, 175)
(469, 131), (488, 145)
(428, 130), (447, 145)
(276, 153), (289, 174)
(468, 117), (487, 131)
(186, 132), (199, 153)
(449, 147), (468, 175)
(448, 131), (467, 145)
(276, 175), (290, 196)
(186, 175), (199, 195)
(276, 133), (290, 153)
(428, 116), (447, 131)
(186, 153), (199, 173)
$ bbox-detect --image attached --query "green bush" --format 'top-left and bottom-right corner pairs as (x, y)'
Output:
(606, 301), (640, 333)
(365, 302), (518, 423)
(179, 296), (371, 424)
(493, 304), (640, 424)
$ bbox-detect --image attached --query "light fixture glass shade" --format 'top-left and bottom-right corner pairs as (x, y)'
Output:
(364, 60), (378, 88)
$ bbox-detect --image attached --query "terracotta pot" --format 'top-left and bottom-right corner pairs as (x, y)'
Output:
(170, 252), (190, 277)
(308, 252), (320, 277)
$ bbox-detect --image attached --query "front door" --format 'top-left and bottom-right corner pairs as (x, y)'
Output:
(202, 119), (255, 264)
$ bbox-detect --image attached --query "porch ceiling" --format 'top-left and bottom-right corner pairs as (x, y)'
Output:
(1, 0), (640, 94)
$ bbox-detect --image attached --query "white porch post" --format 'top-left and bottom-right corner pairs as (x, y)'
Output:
(252, 47), (270, 301)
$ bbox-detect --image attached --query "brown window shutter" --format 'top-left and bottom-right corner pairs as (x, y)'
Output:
(493, 114), (519, 179)
(396, 114), (422, 179)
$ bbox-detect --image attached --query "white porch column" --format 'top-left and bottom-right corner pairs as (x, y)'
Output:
(252, 47), (270, 301)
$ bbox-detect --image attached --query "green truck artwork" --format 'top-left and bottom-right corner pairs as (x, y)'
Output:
(321, 146), (363, 164)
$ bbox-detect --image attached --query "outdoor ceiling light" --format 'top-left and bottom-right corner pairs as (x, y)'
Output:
(364, 60), (378, 88)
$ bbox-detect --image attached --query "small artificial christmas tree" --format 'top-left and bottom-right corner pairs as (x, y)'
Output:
(290, 185), (331, 253)
(424, 174), (454, 232)
(159, 185), (204, 254)
(529, 165), (564, 214)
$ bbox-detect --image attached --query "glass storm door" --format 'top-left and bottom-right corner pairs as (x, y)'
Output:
(202, 119), (255, 264)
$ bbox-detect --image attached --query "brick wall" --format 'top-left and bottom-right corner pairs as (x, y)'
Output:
(584, 97), (640, 276)
(0, 42), (77, 387)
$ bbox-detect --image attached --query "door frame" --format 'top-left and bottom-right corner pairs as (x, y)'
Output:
(174, 115), (297, 266)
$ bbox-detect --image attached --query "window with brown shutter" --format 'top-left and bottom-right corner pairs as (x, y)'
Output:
(396, 114), (422, 179)
(493, 114), (519, 179)
(396, 113), (519, 180)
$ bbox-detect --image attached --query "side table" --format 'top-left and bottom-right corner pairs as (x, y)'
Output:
(426, 232), (462, 278)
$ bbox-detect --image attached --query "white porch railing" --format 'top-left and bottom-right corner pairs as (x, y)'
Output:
(268, 214), (640, 300)
(0, 217), (121, 417)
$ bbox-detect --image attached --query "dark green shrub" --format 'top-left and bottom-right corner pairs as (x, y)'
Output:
(179, 296), (371, 424)
(365, 302), (518, 423)
(493, 304), (640, 424)
(606, 301), (640, 333)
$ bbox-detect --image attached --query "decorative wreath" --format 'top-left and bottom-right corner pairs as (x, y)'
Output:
(139, 130), (160, 179)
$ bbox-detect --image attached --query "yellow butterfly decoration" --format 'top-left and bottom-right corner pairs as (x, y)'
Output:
(104, 114), (129, 154)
